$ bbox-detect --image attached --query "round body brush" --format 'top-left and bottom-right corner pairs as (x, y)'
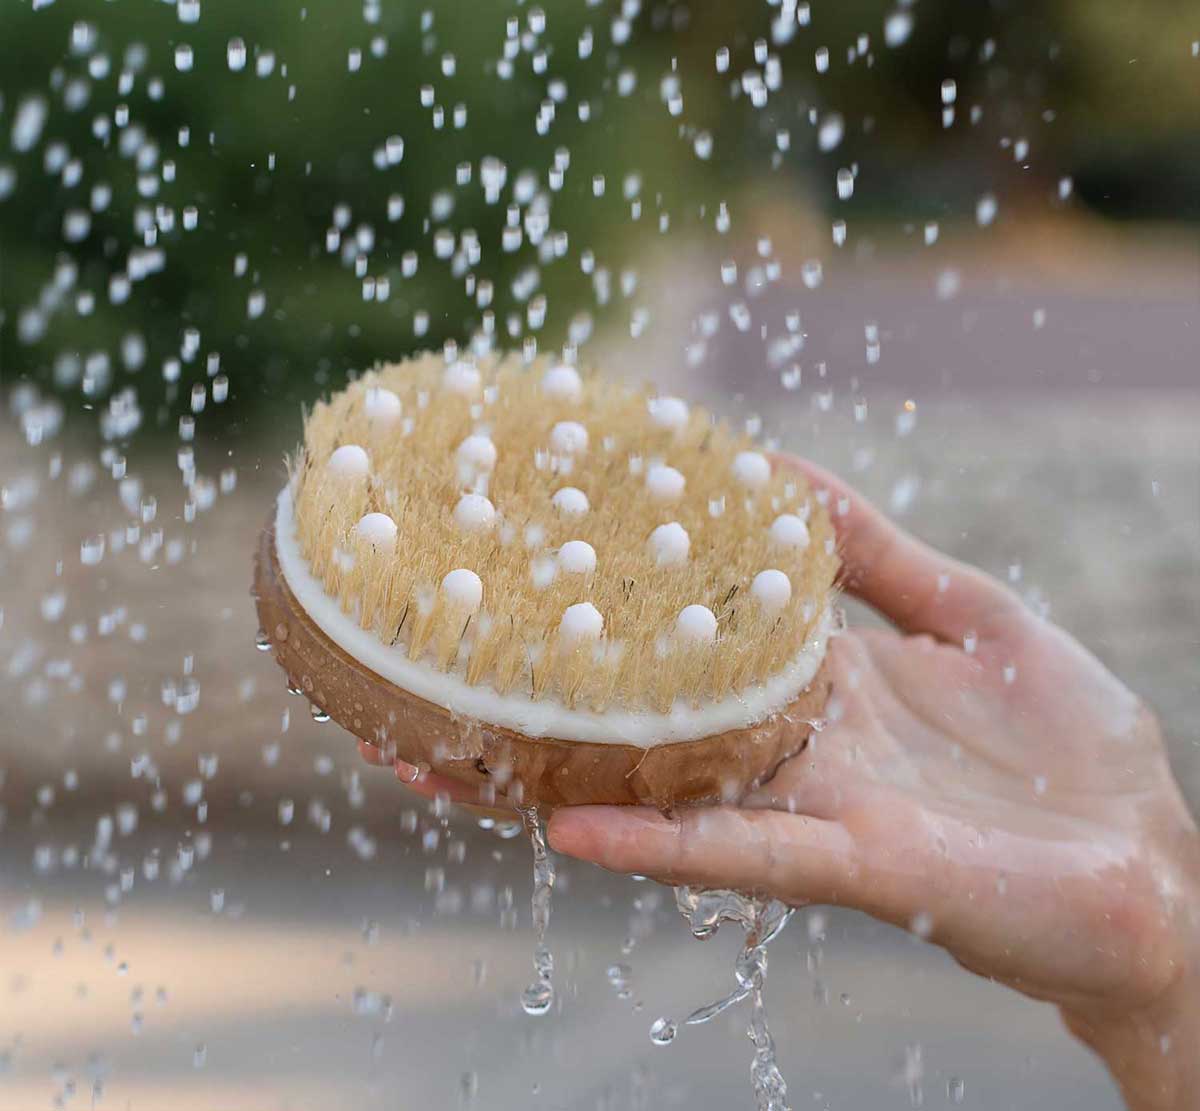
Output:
(253, 352), (838, 810)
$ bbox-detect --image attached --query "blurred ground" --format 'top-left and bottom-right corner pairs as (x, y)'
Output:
(1, 237), (1198, 1110)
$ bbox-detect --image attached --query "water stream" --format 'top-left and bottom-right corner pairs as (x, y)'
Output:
(518, 806), (556, 1017)
(666, 886), (795, 1111)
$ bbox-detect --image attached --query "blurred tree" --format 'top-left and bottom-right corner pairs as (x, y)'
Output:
(1, 0), (1195, 443)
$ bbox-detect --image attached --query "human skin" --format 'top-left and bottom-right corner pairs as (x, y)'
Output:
(360, 456), (1200, 1111)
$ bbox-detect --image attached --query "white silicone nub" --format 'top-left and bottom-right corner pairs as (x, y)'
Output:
(770, 513), (810, 549)
(552, 487), (589, 516)
(648, 521), (690, 565)
(327, 444), (369, 480)
(541, 364), (582, 401)
(676, 604), (718, 643)
(364, 387), (402, 425)
(558, 540), (596, 575)
(456, 434), (497, 470)
(550, 420), (589, 456)
(646, 464), (685, 500)
(751, 569), (792, 613)
(560, 602), (603, 644)
(441, 568), (483, 612)
(443, 361), (482, 395)
(453, 493), (497, 532)
(732, 450), (772, 488)
(647, 396), (689, 431)
(356, 512), (398, 552)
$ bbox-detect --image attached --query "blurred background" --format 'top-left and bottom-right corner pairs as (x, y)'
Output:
(1, 1), (1197, 1109)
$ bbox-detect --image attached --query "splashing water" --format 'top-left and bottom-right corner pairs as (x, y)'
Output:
(518, 805), (555, 1017)
(666, 886), (794, 1111)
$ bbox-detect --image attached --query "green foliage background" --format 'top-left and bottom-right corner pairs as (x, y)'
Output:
(1, 0), (1196, 438)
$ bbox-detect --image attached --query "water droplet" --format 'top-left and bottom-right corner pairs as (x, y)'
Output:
(884, 11), (914, 48)
(976, 193), (998, 227)
(80, 535), (105, 566)
(227, 38), (246, 71)
(649, 1017), (677, 1045)
(520, 980), (553, 1016)
(818, 113), (844, 152)
(174, 44), (194, 72)
(910, 911), (934, 938)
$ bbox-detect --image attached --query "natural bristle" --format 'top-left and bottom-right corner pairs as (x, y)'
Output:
(290, 351), (838, 714)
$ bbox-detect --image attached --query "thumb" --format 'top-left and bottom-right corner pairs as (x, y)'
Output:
(547, 805), (868, 907)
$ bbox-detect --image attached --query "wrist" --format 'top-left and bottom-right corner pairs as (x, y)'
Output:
(1063, 965), (1200, 1111)
(1062, 819), (1200, 1111)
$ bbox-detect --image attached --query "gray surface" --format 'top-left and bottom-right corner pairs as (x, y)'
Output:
(3, 379), (1198, 1110)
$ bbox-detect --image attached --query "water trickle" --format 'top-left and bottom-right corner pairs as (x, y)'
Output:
(517, 805), (555, 1016)
(669, 887), (794, 1110)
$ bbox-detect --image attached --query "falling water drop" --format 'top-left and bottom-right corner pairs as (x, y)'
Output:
(817, 114), (844, 152)
(649, 1017), (677, 1045)
(884, 11), (914, 48)
(976, 193), (998, 227)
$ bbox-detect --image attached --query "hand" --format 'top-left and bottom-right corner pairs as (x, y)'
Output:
(546, 456), (1200, 1111)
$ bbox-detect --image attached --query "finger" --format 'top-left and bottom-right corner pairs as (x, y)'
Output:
(772, 454), (1024, 645)
(547, 806), (867, 905)
(357, 739), (392, 767)
(394, 760), (513, 810)
(546, 803), (983, 951)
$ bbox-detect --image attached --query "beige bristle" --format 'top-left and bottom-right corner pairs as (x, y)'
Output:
(290, 352), (839, 714)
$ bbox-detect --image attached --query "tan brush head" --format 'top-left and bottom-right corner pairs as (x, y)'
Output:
(253, 351), (839, 810)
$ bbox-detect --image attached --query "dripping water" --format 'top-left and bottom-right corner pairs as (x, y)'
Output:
(661, 886), (794, 1111)
(517, 805), (555, 1016)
